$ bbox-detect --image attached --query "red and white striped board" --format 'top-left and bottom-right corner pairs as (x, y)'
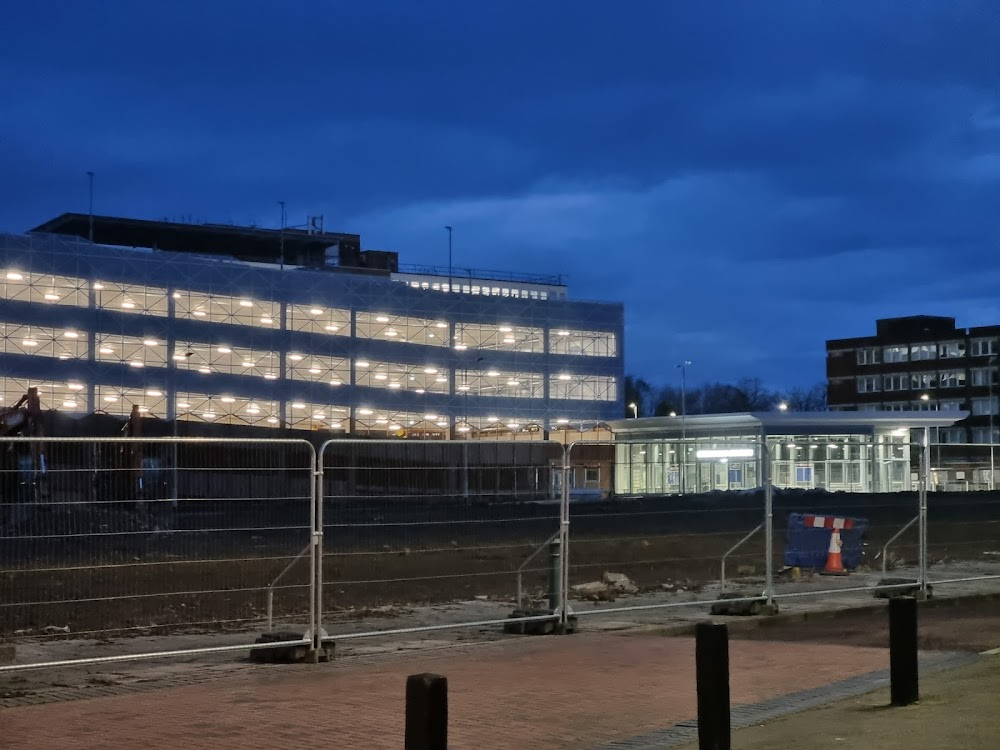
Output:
(804, 514), (854, 530)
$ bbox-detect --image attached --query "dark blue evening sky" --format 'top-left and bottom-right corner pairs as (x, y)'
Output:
(1, 2), (997, 389)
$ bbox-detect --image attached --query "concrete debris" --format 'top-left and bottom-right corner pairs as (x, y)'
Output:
(474, 595), (489, 601)
(571, 581), (615, 601)
(42, 625), (70, 635)
(602, 572), (639, 595)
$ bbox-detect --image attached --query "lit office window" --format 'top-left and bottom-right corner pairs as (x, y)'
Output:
(549, 373), (617, 401)
(355, 312), (448, 346)
(1, 270), (89, 308)
(356, 361), (450, 393)
(95, 334), (167, 369)
(287, 303), (351, 336)
(0, 323), (88, 360)
(285, 400), (350, 431)
(95, 385), (167, 418)
(174, 289), (278, 327)
(354, 408), (448, 437)
(457, 369), (544, 399)
(95, 281), (169, 316)
(174, 341), (279, 378)
(453, 323), (543, 353)
(548, 328), (617, 357)
(0, 377), (87, 413)
(176, 391), (282, 426)
(287, 352), (350, 385)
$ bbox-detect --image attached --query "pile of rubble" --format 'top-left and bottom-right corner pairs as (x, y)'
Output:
(571, 572), (639, 602)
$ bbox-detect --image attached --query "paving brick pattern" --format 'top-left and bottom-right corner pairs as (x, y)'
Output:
(0, 633), (893, 750)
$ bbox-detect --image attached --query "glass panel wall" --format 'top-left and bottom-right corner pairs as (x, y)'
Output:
(0, 323), (88, 360)
(356, 312), (447, 346)
(549, 373), (617, 401)
(455, 369), (543, 398)
(454, 323), (543, 353)
(174, 289), (278, 326)
(1, 270), (89, 308)
(174, 341), (279, 378)
(613, 432), (911, 495)
(287, 303), (351, 336)
(96, 333), (167, 369)
(549, 328), (617, 357)
(95, 281), (169, 316)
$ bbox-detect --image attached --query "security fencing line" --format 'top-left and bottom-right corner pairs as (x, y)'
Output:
(0, 436), (317, 672)
(5, 435), (1000, 673)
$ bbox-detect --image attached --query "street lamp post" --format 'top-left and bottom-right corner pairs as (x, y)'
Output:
(628, 402), (638, 419)
(677, 360), (692, 494)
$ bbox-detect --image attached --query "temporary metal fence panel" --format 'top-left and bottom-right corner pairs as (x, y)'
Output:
(924, 442), (1000, 591)
(562, 439), (775, 620)
(0, 437), (316, 671)
(316, 439), (565, 643)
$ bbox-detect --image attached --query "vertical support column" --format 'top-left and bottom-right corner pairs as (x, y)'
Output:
(695, 622), (731, 750)
(166, 288), (179, 507)
(278, 300), (288, 429)
(559, 442), (572, 629)
(348, 308), (358, 435)
(86, 276), (97, 415)
(919, 430), (930, 597)
(763, 441), (774, 607)
(311, 445), (324, 658)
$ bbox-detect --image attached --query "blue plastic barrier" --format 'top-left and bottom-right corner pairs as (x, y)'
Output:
(784, 513), (869, 570)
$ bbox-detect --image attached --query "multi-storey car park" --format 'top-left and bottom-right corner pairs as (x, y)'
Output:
(0, 213), (624, 440)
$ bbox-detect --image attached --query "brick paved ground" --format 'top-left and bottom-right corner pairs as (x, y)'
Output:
(0, 633), (890, 750)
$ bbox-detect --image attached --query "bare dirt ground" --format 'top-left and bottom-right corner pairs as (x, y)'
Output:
(676, 656), (1000, 750)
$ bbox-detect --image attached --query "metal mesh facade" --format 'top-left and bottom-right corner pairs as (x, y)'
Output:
(0, 232), (624, 439)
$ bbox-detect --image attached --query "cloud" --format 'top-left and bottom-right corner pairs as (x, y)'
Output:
(0, 0), (997, 389)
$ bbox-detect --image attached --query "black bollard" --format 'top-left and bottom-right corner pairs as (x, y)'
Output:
(405, 673), (448, 750)
(695, 621), (731, 750)
(889, 596), (919, 706)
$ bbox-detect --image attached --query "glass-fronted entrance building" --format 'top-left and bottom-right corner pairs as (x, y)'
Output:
(609, 411), (967, 495)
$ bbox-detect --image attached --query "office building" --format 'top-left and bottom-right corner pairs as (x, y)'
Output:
(0, 213), (624, 439)
(827, 316), (1000, 445)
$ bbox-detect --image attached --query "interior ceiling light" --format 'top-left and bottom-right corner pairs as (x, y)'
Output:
(6, 272), (23, 281)
(310, 308), (323, 315)
(375, 315), (390, 323)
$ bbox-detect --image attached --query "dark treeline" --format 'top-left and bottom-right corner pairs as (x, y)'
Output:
(624, 376), (827, 418)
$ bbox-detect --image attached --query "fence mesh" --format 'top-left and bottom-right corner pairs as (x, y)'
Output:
(0, 437), (314, 659)
(318, 440), (564, 637)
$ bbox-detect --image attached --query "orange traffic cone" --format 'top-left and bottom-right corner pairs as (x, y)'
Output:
(820, 528), (848, 575)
